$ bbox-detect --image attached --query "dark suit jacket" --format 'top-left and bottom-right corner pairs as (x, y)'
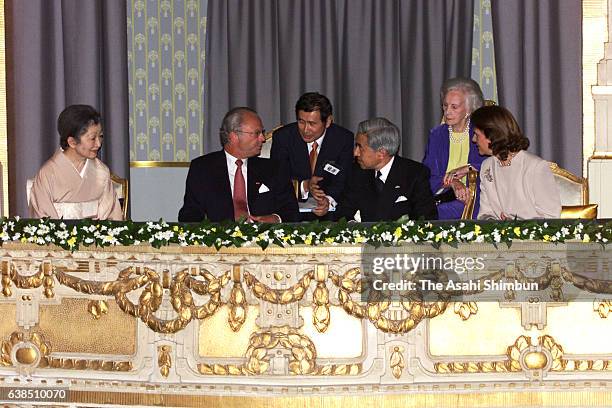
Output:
(178, 150), (299, 222)
(335, 156), (438, 222)
(270, 122), (354, 202)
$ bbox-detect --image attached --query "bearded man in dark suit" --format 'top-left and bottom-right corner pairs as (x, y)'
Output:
(178, 107), (299, 223)
(316, 117), (437, 222)
(270, 92), (354, 220)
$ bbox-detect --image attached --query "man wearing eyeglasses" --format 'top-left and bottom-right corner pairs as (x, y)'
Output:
(270, 92), (354, 220)
(178, 107), (299, 223)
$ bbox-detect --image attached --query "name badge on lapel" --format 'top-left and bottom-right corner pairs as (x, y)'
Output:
(324, 163), (340, 175)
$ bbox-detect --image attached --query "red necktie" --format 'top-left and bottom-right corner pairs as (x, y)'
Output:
(309, 141), (318, 175)
(233, 159), (248, 220)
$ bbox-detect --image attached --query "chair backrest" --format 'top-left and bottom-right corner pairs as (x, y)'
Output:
(111, 173), (129, 220)
(460, 167), (479, 220)
(548, 162), (587, 206)
(460, 162), (593, 220)
(259, 124), (282, 159)
(26, 178), (34, 206)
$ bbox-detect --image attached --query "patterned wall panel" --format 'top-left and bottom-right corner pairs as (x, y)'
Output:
(471, 0), (498, 102)
(127, 0), (207, 163)
(126, 1), (493, 163)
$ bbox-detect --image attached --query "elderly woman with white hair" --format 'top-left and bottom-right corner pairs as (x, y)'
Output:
(422, 77), (487, 219)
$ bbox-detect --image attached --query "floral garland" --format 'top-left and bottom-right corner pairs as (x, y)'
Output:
(0, 217), (609, 251)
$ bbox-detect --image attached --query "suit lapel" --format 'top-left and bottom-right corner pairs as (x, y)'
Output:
(293, 130), (311, 176)
(215, 151), (235, 219)
(246, 158), (261, 205)
(316, 132), (334, 173)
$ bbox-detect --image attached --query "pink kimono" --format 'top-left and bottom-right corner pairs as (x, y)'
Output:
(29, 150), (123, 220)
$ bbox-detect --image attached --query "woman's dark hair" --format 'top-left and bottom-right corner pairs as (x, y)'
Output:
(470, 106), (529, 161)
(58, 105), (101, 149)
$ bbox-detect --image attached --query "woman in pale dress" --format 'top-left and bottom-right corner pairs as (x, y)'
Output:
(29, 105), (123, 220)
(470, 106), (561, 220)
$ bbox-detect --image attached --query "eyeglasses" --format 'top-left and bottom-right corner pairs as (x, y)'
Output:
(235, 129), (266, 137)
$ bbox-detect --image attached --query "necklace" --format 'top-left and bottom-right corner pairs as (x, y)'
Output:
(448, 118), (470, 143)
(499, 151), (518, 167)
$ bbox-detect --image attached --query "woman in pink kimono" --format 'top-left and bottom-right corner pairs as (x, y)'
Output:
(29, 105), (123, 220)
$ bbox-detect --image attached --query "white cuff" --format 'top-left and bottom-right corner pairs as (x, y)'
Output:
(300, 181), (309, 200)
(326, 195), (337, 210)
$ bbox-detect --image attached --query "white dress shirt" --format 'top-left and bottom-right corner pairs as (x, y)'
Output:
(376, 156), (395, 184)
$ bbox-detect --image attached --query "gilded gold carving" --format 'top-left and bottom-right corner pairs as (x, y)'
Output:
(249, 326), (316, 375)
(244, 270), (313, 304)
(524, 351), (548, 369)
(198, 326), (361, 376)
(87, 300), (109, 319)
(313, 266), (330, 333)
(562, 268), (612, 296)
(0, 330), (131, 372)
(435, 334), (612, 374)
(595, 300), (612, 318)
(1, 260), (233, 334)
(1, 331), (48, 368)
(42, 262), (54, 298)
(1, 260), (11, 296)
(454, 301), (478, 320)
(539, 335), (563, 371)
(1, 247), (610, 346)
(228, 266), (247, 332)
(334, 268), (447, 334)
(43, 358), (132, 371)
(14, 346), (38, 364)
(537, 335), (612, 372)
(158, 345), (171, 377)
(54, 266), (231, 334)
(1, 331), (20, 366)
(390, 346), (405, 379)
(1, 260), (53, 297)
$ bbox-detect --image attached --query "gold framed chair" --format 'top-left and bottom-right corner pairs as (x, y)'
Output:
(460, 162), (598, 220)
(460, 167), (479, 220)
(259, 124), (283, 159)
(110, 173), (129, 220)
(548, 162), (588, 206)
(548, 162), (597, 219)
(26, 178), (34, 207)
